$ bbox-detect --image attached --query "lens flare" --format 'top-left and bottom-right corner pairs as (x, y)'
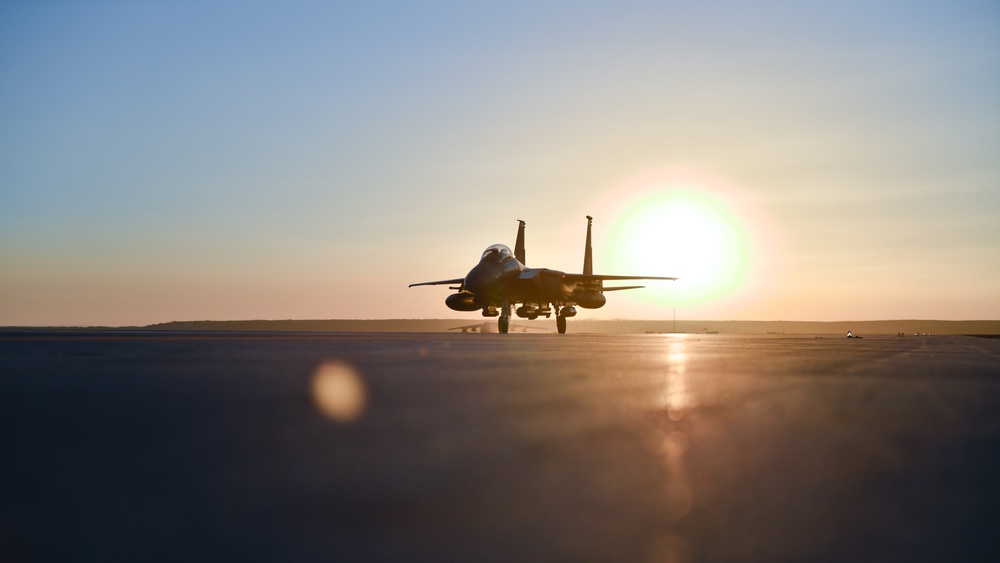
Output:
(312, 361), (367, 423)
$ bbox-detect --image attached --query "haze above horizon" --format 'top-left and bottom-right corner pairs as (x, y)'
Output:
(2, 1), (998, 326)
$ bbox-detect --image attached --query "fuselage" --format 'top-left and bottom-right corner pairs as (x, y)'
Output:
(451, 244), (605, 315)
(463, 244), (525, 304)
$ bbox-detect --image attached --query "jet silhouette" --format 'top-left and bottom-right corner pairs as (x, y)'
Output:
(410, 217), (676, 333)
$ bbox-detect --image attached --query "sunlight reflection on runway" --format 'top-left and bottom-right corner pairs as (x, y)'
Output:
(649, 336), (695, 562)
(663, 338), (691, 421)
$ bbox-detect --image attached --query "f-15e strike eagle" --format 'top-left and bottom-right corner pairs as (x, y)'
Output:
(409, 216), (676, 334)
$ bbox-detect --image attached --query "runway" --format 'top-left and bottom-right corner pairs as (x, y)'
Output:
(2, 331), (999, 562)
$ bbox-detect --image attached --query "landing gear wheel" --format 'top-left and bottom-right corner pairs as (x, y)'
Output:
(499, 315), (509, 334)
(556, 314), (567, 334)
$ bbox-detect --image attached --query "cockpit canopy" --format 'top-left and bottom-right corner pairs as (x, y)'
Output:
(480, 244), (514, 263)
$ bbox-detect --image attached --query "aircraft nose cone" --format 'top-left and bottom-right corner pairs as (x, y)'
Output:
(464, 263), (498, 296)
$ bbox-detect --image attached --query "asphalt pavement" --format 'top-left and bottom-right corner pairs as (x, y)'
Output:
(2, 331), (999, 562)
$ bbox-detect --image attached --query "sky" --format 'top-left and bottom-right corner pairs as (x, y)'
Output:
(1, 0), (998, 326)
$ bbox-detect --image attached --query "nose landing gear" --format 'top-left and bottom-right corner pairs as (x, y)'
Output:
(497, 300), (511, 334)
(554, 305), (576, 334)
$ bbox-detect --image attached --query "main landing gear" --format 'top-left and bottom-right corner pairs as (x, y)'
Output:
(554, 305), (576, 334)
(495, 303), (572, 334)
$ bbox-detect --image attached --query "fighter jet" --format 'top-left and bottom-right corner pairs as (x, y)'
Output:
(410, 216), (676, 334)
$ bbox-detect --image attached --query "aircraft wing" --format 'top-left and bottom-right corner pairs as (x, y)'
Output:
(546, 272), (677, 284)
(566, 274), (677, 282)
(520, 270), (676, 283)
(409, 278), (465, 288)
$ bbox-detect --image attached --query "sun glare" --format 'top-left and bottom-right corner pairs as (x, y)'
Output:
(605, 176), (755, 305)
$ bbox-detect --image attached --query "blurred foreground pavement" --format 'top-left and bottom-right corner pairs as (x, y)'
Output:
(1, 331), (999, 562)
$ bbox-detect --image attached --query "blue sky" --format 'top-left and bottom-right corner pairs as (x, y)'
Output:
(2, 1), (998, 325)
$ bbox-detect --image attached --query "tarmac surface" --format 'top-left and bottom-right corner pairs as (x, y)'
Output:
(2, 331), (999, 562)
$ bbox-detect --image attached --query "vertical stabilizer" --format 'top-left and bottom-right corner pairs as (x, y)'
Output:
(515, 220), (526, 264)
(583, 215), (594, 275)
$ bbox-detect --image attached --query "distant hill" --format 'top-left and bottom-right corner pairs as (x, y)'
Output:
(144, 319), (468, 333)
(140, 319), (1000, 335)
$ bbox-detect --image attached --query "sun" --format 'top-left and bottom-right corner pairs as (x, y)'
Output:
(606, 186), (753, 305)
